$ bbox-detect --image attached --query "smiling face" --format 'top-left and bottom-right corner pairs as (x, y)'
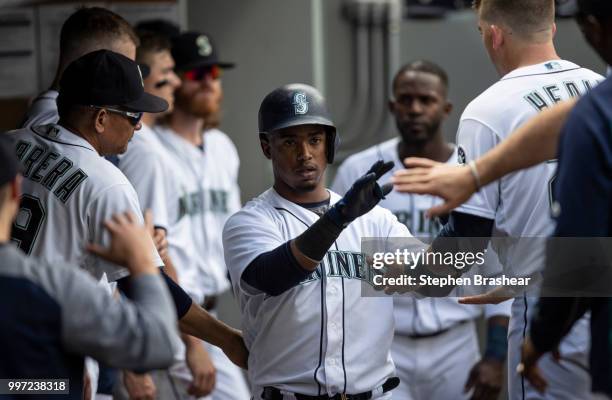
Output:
(389, 70), (451, 145)
(261, 124), (328, 201)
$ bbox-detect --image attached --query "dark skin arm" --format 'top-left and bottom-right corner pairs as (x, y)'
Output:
(465, 316), (509, 400)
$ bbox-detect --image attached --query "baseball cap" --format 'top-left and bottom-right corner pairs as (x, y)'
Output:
(171, 31), (235, 72)
(0, 136), (19, 187)
(59, 49), (168, 113)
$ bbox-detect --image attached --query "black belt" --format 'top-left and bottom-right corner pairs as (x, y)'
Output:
(201, 295), (218, 311)
(261, 377), (399, 400)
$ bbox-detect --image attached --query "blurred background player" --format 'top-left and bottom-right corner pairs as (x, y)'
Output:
(155, 30), (250, 399)
(114, 29), (216, 400)
(0, 136), (180, 400)
(20, 7), (138, 129)
(332, 60), (511, 400)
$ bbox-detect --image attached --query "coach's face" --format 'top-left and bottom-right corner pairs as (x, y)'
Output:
(144, 50), (181, 113)
(261, 124), (327, 195)
(93, 108), (141, 155)
(389, 71), (451, 144)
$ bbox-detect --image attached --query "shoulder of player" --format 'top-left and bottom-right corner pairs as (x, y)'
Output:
(204, 128), (239, 160)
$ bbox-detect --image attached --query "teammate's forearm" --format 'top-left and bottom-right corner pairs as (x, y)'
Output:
(179, 303), (241, 349)
(161, 253), (179, 282)
(476, 99), (576, 186)
(484, 316), (509, 361)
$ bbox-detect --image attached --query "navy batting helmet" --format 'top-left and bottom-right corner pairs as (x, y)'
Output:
(258, 83), (339, 163)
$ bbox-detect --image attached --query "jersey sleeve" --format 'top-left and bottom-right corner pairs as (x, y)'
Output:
(118, 150), (171, 230)
(222, 206), (286, 295)
(55, 267), (180, 371)
(454, 118), (501, 220)
(85, 183), (164, 281)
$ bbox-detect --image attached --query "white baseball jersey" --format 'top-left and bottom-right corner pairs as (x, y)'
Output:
(455, 60), (602, 400)
(21, 90), (60, 128)
(456, 60), (602, 274)
(154, 126), (239, 302)
(223, 188), (410, 396)
(116, 123), (176, 230)
(332, 138), (511, 336)
(8, 124), (163, 282)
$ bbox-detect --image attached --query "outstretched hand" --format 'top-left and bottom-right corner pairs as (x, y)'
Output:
(334, 160), (394, 224)
(392, 157), (477, 218)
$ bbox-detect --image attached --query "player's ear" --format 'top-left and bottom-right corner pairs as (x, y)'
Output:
(552, 23), (557, 38)
(491, 25), (504, 49)
(444, 100), (453, 116)
(94, 108), (107, 133)
(388, 98), (396, 114)
(259, 133), (272, 159)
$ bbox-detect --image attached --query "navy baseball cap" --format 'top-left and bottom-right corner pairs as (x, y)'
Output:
(171, 31), (235, 72)
(0, 136), (19, 187)
(59, 49), (168, 113)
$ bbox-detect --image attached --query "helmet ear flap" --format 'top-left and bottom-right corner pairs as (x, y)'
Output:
(326, 129), (340, 164)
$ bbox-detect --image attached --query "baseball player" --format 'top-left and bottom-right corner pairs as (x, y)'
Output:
(21, 7), (138, 129)
(223, 83), (408, 399)
(7, 49), (247, 384)
(332, 60), (511, 400)
(154, 31), (250, 399)
(113, 29), (218, 399)
(0, 137), (182, 400)
(394, 1), (602, 399)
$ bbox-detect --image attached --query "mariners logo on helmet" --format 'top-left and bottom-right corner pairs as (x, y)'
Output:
(293, 92), (309, 115)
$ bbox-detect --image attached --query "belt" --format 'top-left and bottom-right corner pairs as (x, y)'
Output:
(261, 377), (399, 400)
(406, 320), (468, 339)
(201, 295), (218, 311)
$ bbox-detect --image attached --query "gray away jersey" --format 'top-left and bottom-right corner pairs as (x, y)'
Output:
(7, 124), (163, 282)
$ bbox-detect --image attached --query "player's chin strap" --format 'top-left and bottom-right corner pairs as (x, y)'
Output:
(261, 377), (400, 400)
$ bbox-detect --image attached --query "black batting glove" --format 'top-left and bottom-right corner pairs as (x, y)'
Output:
(328, 160), (394, 228)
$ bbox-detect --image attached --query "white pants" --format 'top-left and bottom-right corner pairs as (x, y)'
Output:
(390, 320), (479, 400)
(251, 388), (392, 399)
(507, 296), (593, 400)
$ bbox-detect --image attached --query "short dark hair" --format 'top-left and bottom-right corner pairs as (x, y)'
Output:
(473, 0), (555, 38)
(59, 7), (138, 61)
(392, 60), (449, 94)
(136, 30), (172, 65)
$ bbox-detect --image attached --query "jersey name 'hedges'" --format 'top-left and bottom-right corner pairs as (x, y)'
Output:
(15, 140), (87, 203)
(524, 79), (600, 111)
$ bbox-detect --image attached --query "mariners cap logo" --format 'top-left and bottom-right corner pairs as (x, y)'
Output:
(293, 92), (309, 115)
(196, 35), (213, 57)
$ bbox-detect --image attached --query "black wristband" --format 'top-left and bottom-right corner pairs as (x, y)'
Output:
(294, 211), (344, 261)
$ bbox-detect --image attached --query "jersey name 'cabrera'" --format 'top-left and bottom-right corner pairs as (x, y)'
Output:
(8, 124), (162, 281)
(223, 188), (410, 396)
